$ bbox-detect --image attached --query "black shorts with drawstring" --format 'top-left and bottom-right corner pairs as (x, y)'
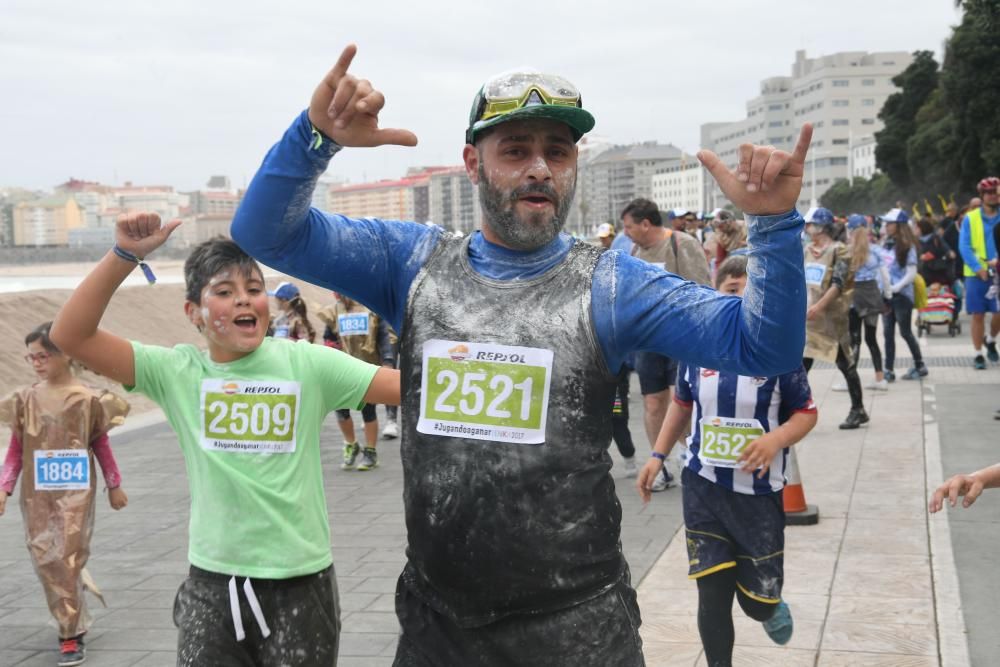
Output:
(173, 564), (340, 666)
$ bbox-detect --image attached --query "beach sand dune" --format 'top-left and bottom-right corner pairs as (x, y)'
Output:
(0, 281), (339, 415)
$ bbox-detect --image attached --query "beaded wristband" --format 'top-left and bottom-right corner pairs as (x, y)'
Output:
(112, 245), (157, 284)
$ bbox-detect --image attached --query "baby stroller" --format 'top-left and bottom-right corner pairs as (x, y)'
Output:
(918, 283), (961, 337)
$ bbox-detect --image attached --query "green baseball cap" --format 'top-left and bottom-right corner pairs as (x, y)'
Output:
(465, 70), (596, 145)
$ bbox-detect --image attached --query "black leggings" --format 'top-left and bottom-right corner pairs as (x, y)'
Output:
(883, 294), (923, 372)
(697, 568), (776, 667)
(848, 308), (883, 373)
(803, 347), (863, 410)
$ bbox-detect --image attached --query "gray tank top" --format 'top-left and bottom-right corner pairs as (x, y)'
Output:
(399, 234), (625, 627)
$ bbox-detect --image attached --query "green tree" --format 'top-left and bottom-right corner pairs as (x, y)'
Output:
(940, 0), (1000, 195)
(820, 174), (900, 215)
(875, 50), (940, 189)
(906, 89), (962, 197)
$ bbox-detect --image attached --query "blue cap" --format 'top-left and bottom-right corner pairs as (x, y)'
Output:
(804, 207), (835, 224)
(846, 214), (867, 230)
(268, 281), (300, 301)
(881, 208), (909, 223)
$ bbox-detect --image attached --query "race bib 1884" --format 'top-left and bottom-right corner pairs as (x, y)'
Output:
(200, 380), (301, 454)
(34, 449), (89, 491)
(418, 340), (553, 444)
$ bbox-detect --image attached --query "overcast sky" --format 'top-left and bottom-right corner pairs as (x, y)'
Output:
(1, 0), (960, 193)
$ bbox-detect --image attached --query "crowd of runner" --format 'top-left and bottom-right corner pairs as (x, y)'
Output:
(1, 43), (999, 667)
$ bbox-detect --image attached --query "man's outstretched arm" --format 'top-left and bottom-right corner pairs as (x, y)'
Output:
(597, 126), (812, 377)
(231, 44), (434, 330)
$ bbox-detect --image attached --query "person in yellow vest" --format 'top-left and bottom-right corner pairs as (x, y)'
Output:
(316, 294), (393, 471)
(958, 177), (1000, 370)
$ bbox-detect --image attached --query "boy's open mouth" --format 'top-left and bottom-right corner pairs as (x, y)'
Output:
(233, 315), (257, 330)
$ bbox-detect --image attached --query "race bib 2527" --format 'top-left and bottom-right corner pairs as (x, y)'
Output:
(418, 340), (553, 444)
(200, 380), (301, 454)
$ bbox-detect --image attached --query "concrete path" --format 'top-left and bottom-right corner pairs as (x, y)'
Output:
(637, 319), (987, 666)
(1, 317), (996, 665)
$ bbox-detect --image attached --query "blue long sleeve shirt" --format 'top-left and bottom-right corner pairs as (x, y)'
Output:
(959, 208), (1000, 274)
(232, 111), (807, 377)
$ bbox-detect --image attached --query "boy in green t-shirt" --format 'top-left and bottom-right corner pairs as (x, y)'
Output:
(51, 212), (400, 666)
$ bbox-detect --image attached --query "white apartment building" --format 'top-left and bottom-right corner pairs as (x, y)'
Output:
(329, 178), (419, 221)
(652, 157), (707, 215)
(852, 135), (878, 180)
(428, 167), (480, 235)
(702, 50), (913, 210)
(578, 142), (684, 230)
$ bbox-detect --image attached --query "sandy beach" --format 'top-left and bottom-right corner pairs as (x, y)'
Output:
(0, 266), (339, 417)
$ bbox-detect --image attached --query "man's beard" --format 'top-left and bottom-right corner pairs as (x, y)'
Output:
(478, 164), (576, 251)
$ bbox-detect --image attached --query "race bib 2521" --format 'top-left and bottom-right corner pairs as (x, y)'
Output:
(418, 340), (553, 444)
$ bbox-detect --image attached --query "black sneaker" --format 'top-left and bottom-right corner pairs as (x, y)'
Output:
(974, 355), (987, 370)
(356, 447), (378, 471)
(839, 408), (869, 430)
(884, 370), (896, 382)
(987, 341), (999, 363)
(58, 636), (86, 666)
(903, 365), (929, 380)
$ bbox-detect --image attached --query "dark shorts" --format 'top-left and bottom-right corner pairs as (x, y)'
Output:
(173, 565), (340, 667)
(965, 276), (998, 314)
(393, 575), (644, 667)
(336, 403), (377, 423)
(681, 467), (784, 604)
(634, 352), (677, 395)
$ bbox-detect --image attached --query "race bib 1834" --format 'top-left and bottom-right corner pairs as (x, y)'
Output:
(338, 312), (370, 337)
(34, 449), (89, 491)
(418, 340), (553, 444)
(200, 380), (301, 454)
(804, 262), (828, 287)
(698, 416), (765, 469)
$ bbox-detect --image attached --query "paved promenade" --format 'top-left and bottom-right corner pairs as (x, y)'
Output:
(1, 320), (996, 666)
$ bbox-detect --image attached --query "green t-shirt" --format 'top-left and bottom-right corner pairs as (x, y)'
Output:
(129, 337), (378, 578)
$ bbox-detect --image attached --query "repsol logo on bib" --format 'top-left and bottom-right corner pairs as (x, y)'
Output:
(474, 351), (527, 364)
(243, 386), (281, 394)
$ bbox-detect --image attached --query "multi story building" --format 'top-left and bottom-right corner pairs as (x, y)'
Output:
(851, 135), (878, 180)
(577, 142), (684, 230)
(652, 156), (707, 215)
(427, 166), (479, 235)
(328, 167), (450, 224)
(12, 194), (85, 246)
(702, 49), (913, 210)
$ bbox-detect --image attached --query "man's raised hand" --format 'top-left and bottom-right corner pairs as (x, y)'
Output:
(309, 44), (418, 149)
(698, 124), (813, 216)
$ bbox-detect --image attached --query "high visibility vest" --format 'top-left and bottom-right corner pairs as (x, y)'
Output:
(964, 207), (988, 277)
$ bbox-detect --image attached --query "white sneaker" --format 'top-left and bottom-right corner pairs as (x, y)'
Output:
(651, 468), (676, 492)
(867, 379), (889, 391)
(382, 420), (399, 439)
(831, 381), (848, 392)
(622, 457), (638, 478)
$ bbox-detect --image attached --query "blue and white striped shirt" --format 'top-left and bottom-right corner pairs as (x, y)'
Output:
(675, 364), (816, 495)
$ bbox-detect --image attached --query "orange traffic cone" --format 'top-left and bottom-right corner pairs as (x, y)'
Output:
(784, 445), (819, 525)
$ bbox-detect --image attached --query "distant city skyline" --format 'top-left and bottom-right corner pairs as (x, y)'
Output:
(1, 1), (959, 192)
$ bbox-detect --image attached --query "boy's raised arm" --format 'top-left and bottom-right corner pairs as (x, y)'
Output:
(51, 213), (181, 387)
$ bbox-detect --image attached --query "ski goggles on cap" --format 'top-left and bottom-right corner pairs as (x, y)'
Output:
(466, 70), (595, 144)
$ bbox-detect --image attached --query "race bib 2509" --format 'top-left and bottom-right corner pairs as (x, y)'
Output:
(418, 340), (553, 444)
(200, 380), (301, 454)
(34, 449), (89, 491)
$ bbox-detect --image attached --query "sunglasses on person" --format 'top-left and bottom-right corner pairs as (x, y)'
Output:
(473, 72), (582, 125)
